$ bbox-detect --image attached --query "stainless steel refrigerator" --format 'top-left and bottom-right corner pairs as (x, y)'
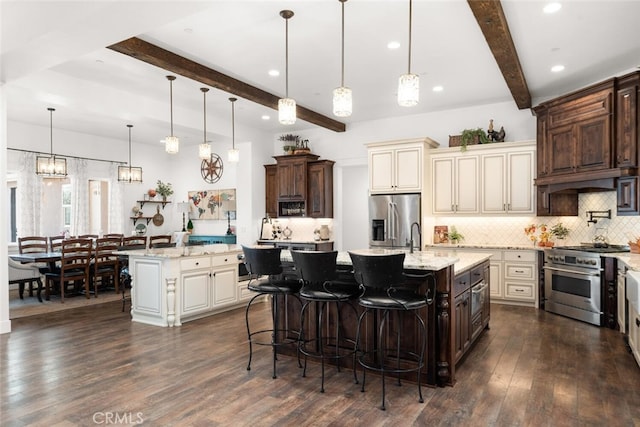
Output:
(369, 193), (421, 249)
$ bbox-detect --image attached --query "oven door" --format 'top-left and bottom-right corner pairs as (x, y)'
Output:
(543, 263), (602, 325)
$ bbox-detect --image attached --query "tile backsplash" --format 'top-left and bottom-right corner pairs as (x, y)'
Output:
(261, 217), (333, 242)
(426, 191), (640, 247)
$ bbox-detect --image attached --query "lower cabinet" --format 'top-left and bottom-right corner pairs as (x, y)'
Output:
(453, 261), (489, 364)
(629, 301), (640, 367)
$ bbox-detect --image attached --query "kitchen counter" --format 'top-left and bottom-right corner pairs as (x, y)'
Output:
(118, 243), (241, 258)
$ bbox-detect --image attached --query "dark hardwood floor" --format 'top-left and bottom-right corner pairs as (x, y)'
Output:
(2, 301), (639, 426)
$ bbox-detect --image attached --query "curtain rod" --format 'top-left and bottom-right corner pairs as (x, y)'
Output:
(7, 148), (126, 165)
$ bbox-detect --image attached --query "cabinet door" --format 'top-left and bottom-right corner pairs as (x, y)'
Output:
(277, 158), (307, 200)
(394, 146), (422, 192)
(536, 113), (549, 177)
(548, 124), (576, 175)
(616, 85), (638, 168)
(454, 290), (470, 362)
(455, 156), (479, 213)
(307, 161), (334, 218)
(265, 165), (278, 218)
(507, 151), (534, 213)
(575, 114), (611, 172)
(181, 269), (212, 316)
(481, 154), (507, 214)
(617, 177), (639, 216)
(489, 261), (503, 298)
(432, 157), (455, 214)
(212, 268), (237, 306)
(369, 149), (394, 193)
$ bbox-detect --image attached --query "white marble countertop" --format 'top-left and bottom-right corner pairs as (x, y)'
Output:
(425, 243), (539, 251)
(280, 248), (491, 274)
(118, 244), (242, 259)
(257, 239), (335, 244)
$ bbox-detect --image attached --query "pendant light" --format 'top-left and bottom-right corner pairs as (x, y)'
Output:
(228, 97), (239, 162)
(333, 0), (352, 117)
(118, 124), (143, 183)
(36, 107), (67, 177)
(198, 87), (212, 159)
(278, 10), (296, 125)
(397, 0), (419, 107)
(164, 75), (180, 154)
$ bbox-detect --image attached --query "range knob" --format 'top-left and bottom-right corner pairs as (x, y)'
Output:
(577, 258), (584, 264)
(589, 259), (598, 265)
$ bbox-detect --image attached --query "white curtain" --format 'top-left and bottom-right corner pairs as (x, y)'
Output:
(16, 152), (42, 237)
(68, 158), (89, 236)
(108, 163), (124, 234)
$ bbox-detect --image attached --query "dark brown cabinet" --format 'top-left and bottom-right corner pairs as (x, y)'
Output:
(453, 262), (489, 364)
(454, 290), (470, 363)
(264, 164), (278, 218)
(307, 160), (334, 218)
(265, 154), (334, 218)
(536, 186), (578, 217)
(617, 176), (639, 215)
(615, 78), (638, 168)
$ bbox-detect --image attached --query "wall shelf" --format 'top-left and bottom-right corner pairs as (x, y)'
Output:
(130, 217), (153, 225)
(136, 200), (171, 209)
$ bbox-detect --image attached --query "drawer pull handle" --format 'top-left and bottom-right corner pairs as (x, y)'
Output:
(515, 270), (524, 273)
(515, 289), (524, 292)
(195, 262), (199, 266)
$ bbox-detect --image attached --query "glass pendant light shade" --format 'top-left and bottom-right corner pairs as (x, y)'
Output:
(36, 107), (67, 177)
(279, 10), (296, 125)
(165, 75), (179, 154)
(333, 86), (352, 117)
(278, 97), (296, 125)
(398, 73), (420, 107)
(118, 124), (143, 183)
(228, 97), (239, 163)
(199, 143), (211, 159)
(165, 135), (179, 154)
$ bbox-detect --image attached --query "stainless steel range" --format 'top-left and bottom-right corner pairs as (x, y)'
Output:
(543, 245), (629, 326)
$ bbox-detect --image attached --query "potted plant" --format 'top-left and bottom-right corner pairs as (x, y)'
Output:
(460, 128), (490, 152)
(550, 223), (570, 240)
(278, 134), (300, 155)
(156, 180), (173, 201)
(448, 226), (464, 244)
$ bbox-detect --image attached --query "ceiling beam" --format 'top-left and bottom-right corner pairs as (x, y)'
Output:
(467, 0), (531, 109)
(107, 37), (346, 133)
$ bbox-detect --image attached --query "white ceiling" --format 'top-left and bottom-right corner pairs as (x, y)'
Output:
(2, 0), (640, 150)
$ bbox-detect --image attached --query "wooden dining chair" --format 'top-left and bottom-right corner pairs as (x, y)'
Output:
(104, 233), (124, 239)
(121, 235), (147, 249)
(92, 238), (120, 295)
(17, 236), (49, 297)
(49, 235), (66, 252)
(118, 236), (148, 312)
(149, 235), (172, 248)
(44, 238), (93, 303)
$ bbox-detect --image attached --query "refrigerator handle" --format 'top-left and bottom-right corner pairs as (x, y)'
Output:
(387, 202), (393, 240)
(390, 201), (399, 241)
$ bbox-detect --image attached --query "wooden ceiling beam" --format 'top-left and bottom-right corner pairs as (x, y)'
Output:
(467, 0), (532, 109)
(107, 37), (346, 133)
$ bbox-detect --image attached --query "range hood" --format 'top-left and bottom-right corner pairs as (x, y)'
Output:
(545, 177), (616, 194)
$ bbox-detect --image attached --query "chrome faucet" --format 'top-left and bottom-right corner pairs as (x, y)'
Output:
(410, 222), (421, 254)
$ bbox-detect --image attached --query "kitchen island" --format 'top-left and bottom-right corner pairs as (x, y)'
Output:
(278, 248), (492, 387)
(119, 244), (246, 327)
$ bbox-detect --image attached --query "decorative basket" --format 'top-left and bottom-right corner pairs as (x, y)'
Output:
(449, 134), (480, 148)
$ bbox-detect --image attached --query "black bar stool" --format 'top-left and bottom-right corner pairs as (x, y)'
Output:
(242, 245), (302, 379)
(349, 251), (436, 410)
(291, 250), (359, 393)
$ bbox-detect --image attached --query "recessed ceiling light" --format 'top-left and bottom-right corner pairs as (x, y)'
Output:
(543, 2), (562, 14)
(551, 64), (565, 73)
(387, 41), (401, 50)
(184, 28), (193, 34)
(261, 115), (270, 120)
(268, 69), (280, 77)
(432, 85), (444, 92)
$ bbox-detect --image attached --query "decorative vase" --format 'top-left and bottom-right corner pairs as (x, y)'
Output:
(318, 224), (330, 240)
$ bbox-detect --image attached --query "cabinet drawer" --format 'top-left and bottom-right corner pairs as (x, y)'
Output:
(180, 257), (211, 270)
(470, 264), (485, 285)
(505, 283), (534, 299)
(454, 272), (470, 296)
(503, 251), (536, 262)
(212, 254), (238, 267)
(504, 263), (535, 280)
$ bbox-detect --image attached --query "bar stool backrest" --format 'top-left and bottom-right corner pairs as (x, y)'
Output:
(96, 237), (122, 247)
(349, 252), (405, 290)
(242, 245), (283, 277)
(291, 250), (338, 286)
(121, 236), (147, 249)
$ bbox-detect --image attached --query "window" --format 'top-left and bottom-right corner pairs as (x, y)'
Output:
(62, 184), (71, 230)
(7, 180), (17, 242)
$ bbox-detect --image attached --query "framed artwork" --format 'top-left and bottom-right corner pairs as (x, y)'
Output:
(188, 189), (236, 220)
(433, 225), (449, 244)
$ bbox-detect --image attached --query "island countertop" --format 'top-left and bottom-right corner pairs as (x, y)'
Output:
(117, 243), (242, 258)
(280, 248), (490, 275)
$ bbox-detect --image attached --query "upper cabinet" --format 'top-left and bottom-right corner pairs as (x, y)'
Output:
(367, 138), (439, 194)
(264, 154), (334, 218)
(430, 141), (535, 216)
(616, 73), (640, 169)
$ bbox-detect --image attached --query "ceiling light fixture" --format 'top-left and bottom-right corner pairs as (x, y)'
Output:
(118, 124), (143, 183)
(543, 2), (562, 14)
(397, 0), (419, 107)
(228, 97), (239, 163)
(164, 75), (179, 154)
(551, 64), (565, 73)
(198, 87), (212, 159)
(333, 0), (352, 117)
(278, 10), (296, 125)
(36, 107), (67, 177)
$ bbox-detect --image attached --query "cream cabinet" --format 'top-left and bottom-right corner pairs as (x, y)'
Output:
(481, 148), (535, 214)
(128, 248), (242, 327)
(430, 141), (535, 216)
(367, 138), (439, 194)
(431, 154), (479, 214)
